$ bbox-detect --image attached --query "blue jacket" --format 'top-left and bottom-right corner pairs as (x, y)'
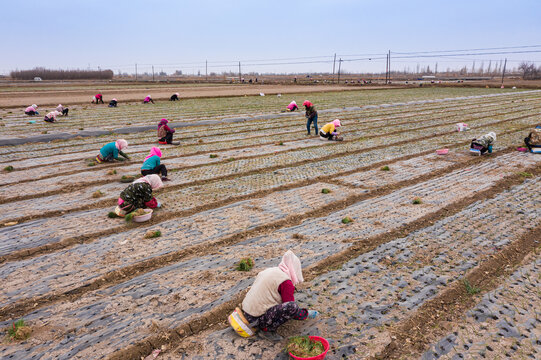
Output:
(141, 155), (160, 170)
(99, 142), (119, 159)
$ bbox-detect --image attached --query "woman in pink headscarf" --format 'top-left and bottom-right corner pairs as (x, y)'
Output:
(319, 119), (343, 141)
(157, 118), (178, 145)
(141, 147), (169, 181)
(240, 250), (318, 338)
(96, 139), (130, 163)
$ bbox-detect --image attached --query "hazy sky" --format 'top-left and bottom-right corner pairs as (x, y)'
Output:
(2, 0), (540, 75)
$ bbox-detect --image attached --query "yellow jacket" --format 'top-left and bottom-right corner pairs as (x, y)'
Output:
(321, 123), (335, 134)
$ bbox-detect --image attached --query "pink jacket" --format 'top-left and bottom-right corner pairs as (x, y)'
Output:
(25, 106), (36, 113)
(144, 96), (151, 102)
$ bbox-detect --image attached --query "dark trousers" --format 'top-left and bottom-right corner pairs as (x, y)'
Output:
(170, 95), (179, 101)
(25, 111), (36, 116)
(97, 98), (104, 104)
(244, 302), (307, 332)
(159, 132), (174, 144)
(306, 114), (318, 135)
(108, 101), (117, 107)
(141, 164), (167, 177)
(62, 108), (69, 116)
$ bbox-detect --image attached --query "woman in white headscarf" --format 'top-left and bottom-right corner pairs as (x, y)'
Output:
(116, 174), (163, 216)
(471, 131), (496, 155)
(241, 250), (318, 336)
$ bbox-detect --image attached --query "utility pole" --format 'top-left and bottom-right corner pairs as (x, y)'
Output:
(332, 53), (336, 80)
(238, 61), (241, 83)
(388, 50), (391, 84)
(206, 60), (208, 81)
(152, 65), (154, 81)
(501, 58), (507, 86)
(135, 63), (138, 82)
(337, 58), (342, 84)
(385, 53), (389, 84)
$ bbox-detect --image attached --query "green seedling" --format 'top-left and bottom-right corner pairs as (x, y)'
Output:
(275, 141), (285, 146)
(144, 230), (162, 239)
(236, 257), (254, 271)
(342, 216), (353, 224)
(7, 319), (31, 341)
(226, 157), (235, 162)
(412, 197), (422, 204)
(463, 279), (481, 295)
(120, 175), (136, 183)
(92, 190), (104, 198)
(79, 128), (84, 131)
(286, 336), (325, 358)
(518, 172), (533, 178)
(209, 154), (218, 158)
(107, 212), (119, 218)
(3, 165), (14, 172)
(124, 212), (135, 222)
(321, 188), (331, 194)
(107, 169), (117, 175)
(381, 165), (390, 171)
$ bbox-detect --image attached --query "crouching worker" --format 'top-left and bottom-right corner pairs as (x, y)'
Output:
(470, 132), (496, 155)
(319, 119), (343, 141)
(236, 250), (318, 340)
(92, 93), (104, 104)
(170, 93), (180, 101)
(141, 147), (169, 181)
(524, 128), (541, 153)
(157, 118), (179, 145)
(116, 174), (163, 216)
(108, 98), (118, 107)
(56, 104), (69, 116)
(286, 100), (298, 112)
(96, 139), (130, 163)
(143, 95), (155, 104)
(44, 110), (61, 123)
(25, 104), (39, 116)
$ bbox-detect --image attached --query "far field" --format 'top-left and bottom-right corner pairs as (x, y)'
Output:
(0, 86), (539, 360)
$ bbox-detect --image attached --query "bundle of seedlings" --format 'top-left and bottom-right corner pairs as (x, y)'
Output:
(286, 336), (325, 358)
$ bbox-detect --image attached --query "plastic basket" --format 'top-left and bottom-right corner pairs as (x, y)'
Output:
(288, 336), (330, 360)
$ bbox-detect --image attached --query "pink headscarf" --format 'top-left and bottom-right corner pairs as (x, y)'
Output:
(332, 119), (341, 128)
(278, 250), (303, 286)
(303, 100), (313, 107)
(115, 139), (128, 150)
(133, 174), (163, 190)
(144, 147), (162, 161)
(158, 118), (168, 129)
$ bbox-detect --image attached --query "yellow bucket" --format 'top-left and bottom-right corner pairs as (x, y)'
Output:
(228, 307), (256, 338)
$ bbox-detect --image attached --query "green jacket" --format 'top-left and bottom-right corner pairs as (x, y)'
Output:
(305, 106), (317, 120)
(120, 182), (153, 210)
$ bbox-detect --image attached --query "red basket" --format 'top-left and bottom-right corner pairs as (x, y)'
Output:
(288, 336), (330, 360)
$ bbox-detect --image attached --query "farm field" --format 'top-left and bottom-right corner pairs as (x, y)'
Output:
(0, 87), (540, 360)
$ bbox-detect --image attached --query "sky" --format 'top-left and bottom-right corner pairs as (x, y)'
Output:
(2, 0), (541, 75)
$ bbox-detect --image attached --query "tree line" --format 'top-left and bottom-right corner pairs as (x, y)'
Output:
(10, 68), (114, 80)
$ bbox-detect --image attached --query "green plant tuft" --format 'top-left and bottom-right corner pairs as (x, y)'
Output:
(144, 230), (162, 239)
(124, 212), (135, 222)
(4, 165), (14, 172)
(236, 257), (254, 271)
(412, 197), (422, 204)
(286, 336), (325, 358)
(321, 188), (331, 194)
(381, 165), (390, 171)
(342, 216), (353, 224)
(209, 154), (218, 158)
(7, 319), (31, 340)
(463, 279), (481, 295)
(518, 172), (533, 178)
(108, 212), (119, 218)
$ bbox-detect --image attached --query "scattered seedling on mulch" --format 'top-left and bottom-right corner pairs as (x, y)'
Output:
(518, 172), (533, 178)
(321, 188), (331, 194)
(124, 212), (135, 222)
(41, 130), (48, 134)
(3, 165), (14, 172)
(412, 197), (423, 204)
(107, 169), (117, 175)
(292, 233), (305, 240)
(209, 154), (218, 158)
(120, 175), (136, 183)
(144, 230), (162, 239)
(275, 141), (285, 146)
(92, 190), (104, 198)
(342, 216), (353, 224)
(107, 212), (119, 218)
(381, 165), (390, 171)
(226, 157), (235, 162)
(79, 128), (84, 131)
(463, 279), (481, 295)
(286, 336), (325, 358)
(6, 319), (31, 341)
(236, 257), (254, 271)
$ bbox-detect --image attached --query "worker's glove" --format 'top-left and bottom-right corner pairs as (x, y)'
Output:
(307, 310), (319, 319)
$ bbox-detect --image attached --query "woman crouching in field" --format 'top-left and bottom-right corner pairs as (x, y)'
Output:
(141, 147), (169, 181)
(238, 250), (318, 340)
(96, 139), (130, 163)
(56, 104), (69, 116)
(170, 93), (180, 101)
(108, 98), (118, 107)
(116, 174), (163, 216)
(470, 132), (496, 155)
(44, 110), (61, 123)
(143, 95), (155, 104)
(25, 104), (39, 116)
(157, 118), (179, 145)
(319, 119), (343, 141)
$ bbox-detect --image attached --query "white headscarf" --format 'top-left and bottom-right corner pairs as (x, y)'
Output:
(133, 174), (163, 190)
(278, 250), (303, 286)
(488, 132), (496, 141)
